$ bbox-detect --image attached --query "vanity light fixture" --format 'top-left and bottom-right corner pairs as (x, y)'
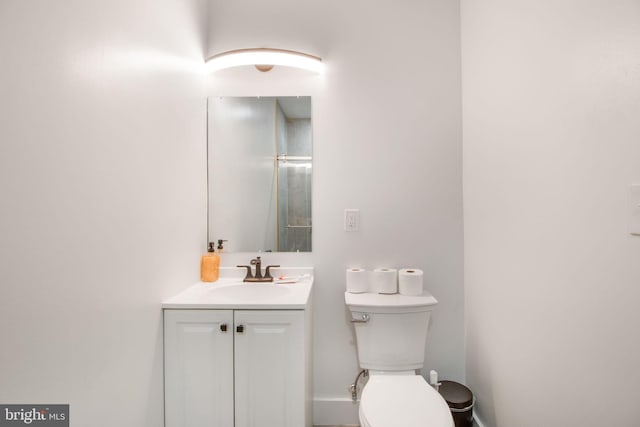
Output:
(205, 48), (324, 74)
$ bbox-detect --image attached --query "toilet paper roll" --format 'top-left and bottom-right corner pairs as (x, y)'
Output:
(346, 268), (368, 293)
(399, 268), (424, 296)
(373, 268), (398, 294)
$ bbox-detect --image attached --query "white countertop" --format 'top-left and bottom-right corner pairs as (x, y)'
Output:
(162, 267), (314, 310)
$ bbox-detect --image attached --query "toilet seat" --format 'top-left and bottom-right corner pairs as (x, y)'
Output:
(359, 375), (454, 427)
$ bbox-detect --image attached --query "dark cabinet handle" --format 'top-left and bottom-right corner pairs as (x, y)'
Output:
(236, 325), (244, 334)
(220, 324), (228, 332)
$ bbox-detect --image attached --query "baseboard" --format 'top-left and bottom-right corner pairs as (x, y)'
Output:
(473, 412), (486, 427)
(313, 397), (359, 426)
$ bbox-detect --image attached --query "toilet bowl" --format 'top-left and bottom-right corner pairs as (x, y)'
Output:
(359, 373), (454, 427)
(345, 291), (454, 427)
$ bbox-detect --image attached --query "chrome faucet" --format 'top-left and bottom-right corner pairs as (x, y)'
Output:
(237, 256), (280, 282)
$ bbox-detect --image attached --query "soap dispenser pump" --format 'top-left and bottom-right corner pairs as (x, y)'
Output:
(200, 242), (220, 282)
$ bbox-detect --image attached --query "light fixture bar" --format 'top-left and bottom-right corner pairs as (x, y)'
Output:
(205, 48), (324, 73)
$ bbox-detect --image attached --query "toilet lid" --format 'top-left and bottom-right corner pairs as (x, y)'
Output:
(360, 375), (454, 427)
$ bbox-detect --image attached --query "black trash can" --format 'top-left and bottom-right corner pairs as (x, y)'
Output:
(438, 380), (474, 427)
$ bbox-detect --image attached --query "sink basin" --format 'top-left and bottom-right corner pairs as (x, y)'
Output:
(162, 267), (313, 309)
(208, 284), (291, 301)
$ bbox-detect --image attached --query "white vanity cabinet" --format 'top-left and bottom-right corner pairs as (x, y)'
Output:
(164, 308), (308, 427)
(164, 309), (234, 427)
(163, 270), (313, 427)
(233, 310), (306, 427)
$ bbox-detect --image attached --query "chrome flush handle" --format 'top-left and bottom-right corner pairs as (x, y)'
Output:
(351, 313), (370, 324)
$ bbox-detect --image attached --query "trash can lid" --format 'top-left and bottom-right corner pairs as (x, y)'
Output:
(438, 380), (474, 410)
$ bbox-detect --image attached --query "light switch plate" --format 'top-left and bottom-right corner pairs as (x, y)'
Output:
(630, 185), (640, 235)
(344, 209), (360, 232)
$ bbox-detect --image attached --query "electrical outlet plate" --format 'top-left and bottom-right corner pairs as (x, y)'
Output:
(344, 209), (360, 232)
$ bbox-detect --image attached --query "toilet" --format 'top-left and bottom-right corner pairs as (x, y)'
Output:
(345, 291), (454, 427)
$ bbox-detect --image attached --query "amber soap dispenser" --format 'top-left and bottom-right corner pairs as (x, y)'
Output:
(200, 242), (220, 282)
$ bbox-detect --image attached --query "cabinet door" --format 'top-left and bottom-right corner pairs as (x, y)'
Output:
(234, 310), (305, 427)
(164, 309), (234, 427)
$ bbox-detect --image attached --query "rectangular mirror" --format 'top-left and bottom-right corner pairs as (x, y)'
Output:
(207, 96), (312, 252)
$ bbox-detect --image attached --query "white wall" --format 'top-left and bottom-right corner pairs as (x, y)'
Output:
(462, 1), (640, 425)
(206, 0), (464, 424)
(0, 1), (207, 426)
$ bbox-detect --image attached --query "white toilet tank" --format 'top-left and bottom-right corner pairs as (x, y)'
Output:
(345, 292), (438, 371)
